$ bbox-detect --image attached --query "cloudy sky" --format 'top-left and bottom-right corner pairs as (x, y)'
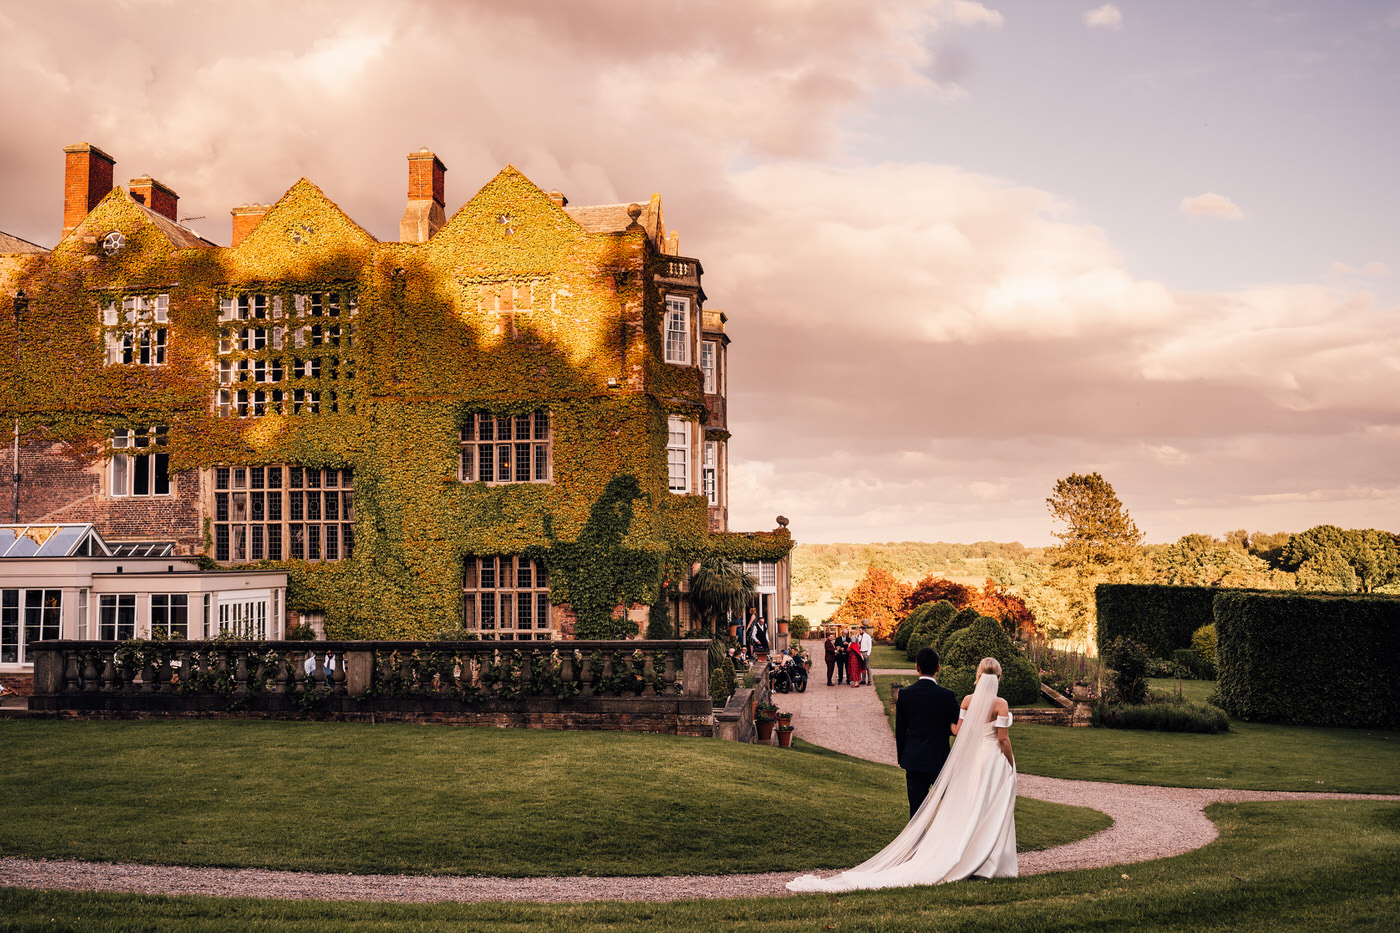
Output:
(3, 0), (1398, 546)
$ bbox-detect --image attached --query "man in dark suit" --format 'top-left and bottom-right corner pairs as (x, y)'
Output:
(895, 646), (961, 818)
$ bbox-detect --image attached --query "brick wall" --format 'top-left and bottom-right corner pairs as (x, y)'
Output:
(18, 439), (203, 553)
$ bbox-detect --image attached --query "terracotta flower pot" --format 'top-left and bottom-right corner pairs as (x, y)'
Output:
(756, 718), (776, 741)
(778, 621), (789, 635)
(777, 728), (793, 748)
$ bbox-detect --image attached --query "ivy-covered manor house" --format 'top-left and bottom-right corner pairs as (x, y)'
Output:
(0, 141), (791, 667)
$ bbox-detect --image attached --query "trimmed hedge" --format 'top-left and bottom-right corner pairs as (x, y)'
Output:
(1096, 701), (1229, 733)
(939, 618), (1041, 706)
(935, 607), (983, 654)
(903, 601), (958, 661)
(1214, 591), (1400, 728)
(1096, 584), (1221, 658)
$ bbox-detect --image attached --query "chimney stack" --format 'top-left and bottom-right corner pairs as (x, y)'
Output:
(400, 148), (446, 243)
(230, 204), (270, 247)
(62, 142), (116, 237)
(129, 175), (179, 222)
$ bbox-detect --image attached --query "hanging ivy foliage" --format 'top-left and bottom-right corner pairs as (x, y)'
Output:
(0, 164), (792, 638)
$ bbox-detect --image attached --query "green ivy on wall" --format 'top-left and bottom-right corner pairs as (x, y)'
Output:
(0, 166), (792, 638)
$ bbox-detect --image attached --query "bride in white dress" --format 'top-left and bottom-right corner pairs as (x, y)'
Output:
(788, 657), (1018, 892)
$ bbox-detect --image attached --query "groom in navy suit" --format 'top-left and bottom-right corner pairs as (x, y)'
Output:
(895, 646), (962, 818)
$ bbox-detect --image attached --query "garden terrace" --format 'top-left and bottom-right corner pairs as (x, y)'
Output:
(28, 639), (713, 735)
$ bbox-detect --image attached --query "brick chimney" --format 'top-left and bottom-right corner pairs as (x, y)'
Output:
(129, 175), (179, 221)
(400, 148), (446, 243)
(62, 142), (116, 237)
(230, 204), (270, 247)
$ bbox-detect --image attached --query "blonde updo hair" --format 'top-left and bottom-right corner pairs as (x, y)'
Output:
(977, 657), (1002, 677)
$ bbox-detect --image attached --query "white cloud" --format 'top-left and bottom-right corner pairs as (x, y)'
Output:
(1083, 4), (1123, 30)
(1180, 192), (1244, 219)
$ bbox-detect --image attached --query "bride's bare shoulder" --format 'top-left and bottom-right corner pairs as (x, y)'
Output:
(992, 697), (1010, 715)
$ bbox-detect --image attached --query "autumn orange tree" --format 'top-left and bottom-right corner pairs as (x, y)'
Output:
(831, 566), (912, 639)
(901, 575), (975, 614)
(969, 580), (1037, 638)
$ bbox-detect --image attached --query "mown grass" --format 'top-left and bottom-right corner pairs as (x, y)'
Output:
(3, 800), (1397, 931)
(871, 675), (1400, 793)
(0, 720), (1104, 878)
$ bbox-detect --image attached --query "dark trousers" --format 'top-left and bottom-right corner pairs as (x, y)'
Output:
(835, 656), (847, 682)
(825, 658), (836, 684)
(905, 769), (937, 819)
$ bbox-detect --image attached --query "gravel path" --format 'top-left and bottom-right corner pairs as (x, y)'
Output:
(2, 668), (1396, 903)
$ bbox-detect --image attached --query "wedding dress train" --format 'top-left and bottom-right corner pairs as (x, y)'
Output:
(787, 673), (1017, 892)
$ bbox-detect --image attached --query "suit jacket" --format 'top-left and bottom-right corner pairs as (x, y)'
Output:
(895, 678), (960, 775)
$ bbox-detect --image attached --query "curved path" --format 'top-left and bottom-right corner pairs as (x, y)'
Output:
(2, 671), (1396, 903)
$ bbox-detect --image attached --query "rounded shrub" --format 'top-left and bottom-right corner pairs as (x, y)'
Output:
(1191, 623), (1217, 666)
(708, 663), (735, 705)
(904, 600), (958, 661)
(934, 607), (983, 654)
(938, 617), (1041, 706)
(789, 615), (810, 639)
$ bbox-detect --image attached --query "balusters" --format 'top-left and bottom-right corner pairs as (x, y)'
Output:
(62, 650), (80, 693)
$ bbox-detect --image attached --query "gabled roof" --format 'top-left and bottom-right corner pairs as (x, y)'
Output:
(0, 231), (48, 254)
(132, 201), (216, 250)
(0, 523), (112, 558)
(564, 194), (667, 248)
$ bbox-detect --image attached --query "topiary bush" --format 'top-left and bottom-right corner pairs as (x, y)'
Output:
(935, 607), (983, 654)
(1101, 636), (1150, 705)
(903, 600), (957, 661)
(938, 617), (1041, 706)
(893, 603), (930, 651)
(788, 615), (810, 639)
(708, 664), (735, 705)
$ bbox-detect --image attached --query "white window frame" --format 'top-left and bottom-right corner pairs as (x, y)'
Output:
(667, 416), (692, 494)
(99, 593), (136, 641)
(664, 296), (690, 365)
(103, 294), (168, 366)
(217, 592), (270, 639)
(150, 594), (190, 639)
(1, 588), (63, 665)
(110, 426), (170, 497)
(701, 340), (718, 393)
(703, 440), (720, 506)
(216, 291), (354, 418)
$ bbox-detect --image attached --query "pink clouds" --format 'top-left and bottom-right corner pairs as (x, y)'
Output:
(1, 1), (1395, 545)
(1180, 192), (1243, 220)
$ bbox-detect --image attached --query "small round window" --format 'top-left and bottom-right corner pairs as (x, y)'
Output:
(102, 231), (125, 256)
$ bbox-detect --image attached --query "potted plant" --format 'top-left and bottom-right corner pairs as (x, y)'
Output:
(756, 702), (778, 741)
(776, 723), (795, 747)
(777, 617), (790, 636)
(776, 710), (792, 725)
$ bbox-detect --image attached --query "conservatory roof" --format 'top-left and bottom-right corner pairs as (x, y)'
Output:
(0, 523), (113, 558)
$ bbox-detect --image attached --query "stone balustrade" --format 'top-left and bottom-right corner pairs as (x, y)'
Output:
(28, 639), (714, 735)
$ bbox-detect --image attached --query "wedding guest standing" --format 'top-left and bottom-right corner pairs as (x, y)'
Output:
(834, 628), (851, 684)
(823, 631), (838, 686)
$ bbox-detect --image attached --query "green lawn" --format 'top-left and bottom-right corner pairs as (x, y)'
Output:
(872, 675), (1400, 794)
(3, 800), (1397, 931)
(0, 720), (1104, 878)
(867, 643), (909, 670)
